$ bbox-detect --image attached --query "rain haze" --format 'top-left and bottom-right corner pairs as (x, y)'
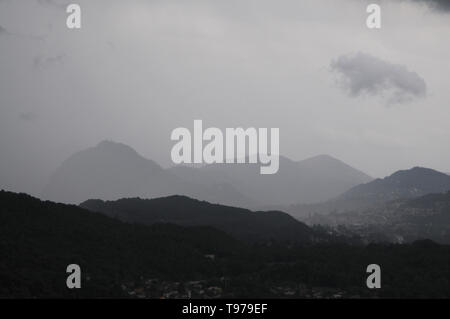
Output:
(1, 0), (450, 197)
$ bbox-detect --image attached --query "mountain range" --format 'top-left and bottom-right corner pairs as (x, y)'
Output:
(42, 140), (372, 207)
(40, 140), (450, 243)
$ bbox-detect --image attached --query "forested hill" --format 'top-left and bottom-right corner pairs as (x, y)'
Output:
(0, 190), (243, 297)
(80, 195), (319, 243)
(2, 190), (450, 298)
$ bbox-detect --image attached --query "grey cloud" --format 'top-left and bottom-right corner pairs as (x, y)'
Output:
(33, 54), (66, 69)
(0, 25), (8, 35)
(0, 24), (44, 41)
(330, 52), (427, 105)
(19, 111), (38, 122)
(36, 0), (68, 10)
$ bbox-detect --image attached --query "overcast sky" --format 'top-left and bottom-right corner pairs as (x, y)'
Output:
(1, 0), (450, 195)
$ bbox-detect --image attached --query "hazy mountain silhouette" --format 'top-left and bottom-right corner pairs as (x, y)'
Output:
(42, 141), (254, 207)
(80, 195), (320, 243)
(169, 154), (372, 206)
(43, 141), (371, 208)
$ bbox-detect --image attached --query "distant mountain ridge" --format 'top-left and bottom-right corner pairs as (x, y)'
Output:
(169, 154), (372, 206)
(43, 140), (372, 207)
(80, 195), (322, 243)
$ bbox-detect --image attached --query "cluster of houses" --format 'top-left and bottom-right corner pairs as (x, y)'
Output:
(121, 278), (357, 299)
(122, 279), (224, 299)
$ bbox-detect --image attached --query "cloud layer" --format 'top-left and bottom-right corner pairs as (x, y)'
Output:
(0, 0), (449, 192)
(330, 52), (427, 104)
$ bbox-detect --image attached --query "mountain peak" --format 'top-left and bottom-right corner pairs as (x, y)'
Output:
(42, 141), (167, 204)
(309, 154), (336, 160)
(388, 166), (448, 180)
(94, 140), (138, 154)
(96, 139), (121, 147)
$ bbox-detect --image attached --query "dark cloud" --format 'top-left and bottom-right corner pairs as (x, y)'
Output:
(330, 52), (427, 105)
(410, 0), (450, 12)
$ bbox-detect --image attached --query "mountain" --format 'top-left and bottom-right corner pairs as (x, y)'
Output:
(339, 167), (450, 204)
(287, 167), (450, 220)
(42, 141), (254, 208)
(169, 154), (372, 206)
(43, 140), (171, 203)
(80, 195), (319, 243)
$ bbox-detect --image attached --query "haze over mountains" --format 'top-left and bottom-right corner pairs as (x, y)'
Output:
(169, 154), (372, 206)
(40, 140), (450, 244)
(42, 140), (372, 208)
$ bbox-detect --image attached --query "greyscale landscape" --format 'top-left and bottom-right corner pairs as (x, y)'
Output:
(2, 139), (450, 298)
(1, 0), (450, 299)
